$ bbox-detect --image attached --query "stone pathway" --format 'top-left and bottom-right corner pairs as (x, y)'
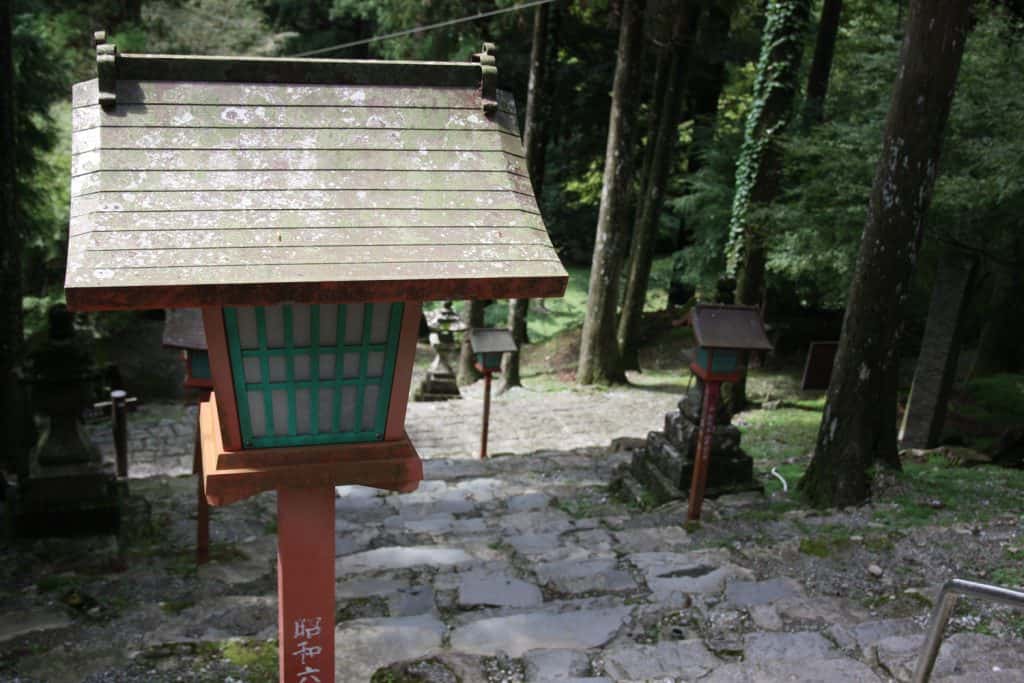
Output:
(3, 443), (1023, 681)
(86, 372), (680, 474)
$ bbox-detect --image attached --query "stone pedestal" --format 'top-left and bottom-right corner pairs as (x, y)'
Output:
(614, 383), (760, 508)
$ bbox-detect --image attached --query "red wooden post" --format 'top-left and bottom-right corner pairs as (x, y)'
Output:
(277, 486), (336, 683)
(480, 370), (492, 459)
(194, 408), (210, 565)
(686, 381), (720, 521)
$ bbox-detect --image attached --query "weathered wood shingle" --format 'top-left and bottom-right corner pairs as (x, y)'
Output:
(65, 54), (566, 310)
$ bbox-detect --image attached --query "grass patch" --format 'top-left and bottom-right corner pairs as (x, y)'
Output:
(872, 455), (1024, 527)
(798, 524), (854, 558)
(220, 639), (277, 682)
(739, 408), (821, 465)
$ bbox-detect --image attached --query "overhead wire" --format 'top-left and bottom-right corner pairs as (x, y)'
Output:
(291, 0), (558, 58)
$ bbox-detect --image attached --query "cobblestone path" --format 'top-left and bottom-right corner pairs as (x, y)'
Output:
(3, 443), (1022, 681)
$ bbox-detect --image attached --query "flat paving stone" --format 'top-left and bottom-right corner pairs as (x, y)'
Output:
(335, 614), (446, 681)
(535, 558), (638, 595)
(449, 606), (633, 657)
(629, 550), (754, 598)
(724, 577), (804, 607)
(0, 608), (73, 643)
(336, 546), (475, 575)
(875, 632), (1024, 682)
(742, 630), (839, 664)
(601, 639), (722, 680)
(613, 526), (691, 553)
(458, 569), (544, 608)
(523, 648), (591, 681)
(704, 657), (884, 682)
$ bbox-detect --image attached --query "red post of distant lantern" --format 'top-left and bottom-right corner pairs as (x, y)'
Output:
(686, 305), (774, 522)
(470, 328), (517, 460)
(480, 370), (493, 458)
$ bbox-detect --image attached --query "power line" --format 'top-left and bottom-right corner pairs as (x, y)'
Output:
(291, 0), (558, 58)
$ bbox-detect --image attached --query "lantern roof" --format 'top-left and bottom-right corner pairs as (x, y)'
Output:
(65, 37), (568, 311)
(689, 304), (773, 351)
(469, 328), (518, 354)
(161, 308), (207, 350)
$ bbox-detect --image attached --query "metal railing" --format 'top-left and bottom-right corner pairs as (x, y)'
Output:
(913, 578), (1024, 683)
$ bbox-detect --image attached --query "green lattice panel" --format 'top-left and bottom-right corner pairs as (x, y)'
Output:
(223, 302), (403, 448)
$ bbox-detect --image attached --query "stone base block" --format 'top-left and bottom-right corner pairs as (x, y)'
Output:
(9, 461), (120, 536)
(414, 372), (461, 402)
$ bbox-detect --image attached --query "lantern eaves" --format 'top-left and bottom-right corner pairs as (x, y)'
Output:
(65, 48), (568, 311)
(469, 328), (518, 354)
(162, 308), (207, 350)
(690, 304), (773, 351)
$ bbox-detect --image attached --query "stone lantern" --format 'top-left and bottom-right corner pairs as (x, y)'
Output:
(12, 305), (118, 535)
(415, 301), (467, 401)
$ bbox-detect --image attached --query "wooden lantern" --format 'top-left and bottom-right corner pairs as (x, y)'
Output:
(469, 328), (517, 373)
(65, 36), (568, 682)
(688, 304), (773, 383)
(162, 308), (213, 390)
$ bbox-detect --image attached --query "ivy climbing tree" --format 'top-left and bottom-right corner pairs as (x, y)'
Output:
(723, 0), (809, 409)
(725, 0), (810, 308)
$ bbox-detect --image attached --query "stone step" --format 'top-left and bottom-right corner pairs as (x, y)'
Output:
(632, 454), (684, 505)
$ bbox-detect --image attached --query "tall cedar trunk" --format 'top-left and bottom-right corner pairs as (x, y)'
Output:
(502, 4), (551, 391)
(802, 0), (842, 126)
(457, 300), (486, 385)
(577, 0), (646, 385)
(726, 0), (810, 409)
(973, 235), (1024, 376)
(1, 0), (21, 470)
(685, 5), (730, 179)
(618, 5), (699, 371)
(798, 0), (971, 508)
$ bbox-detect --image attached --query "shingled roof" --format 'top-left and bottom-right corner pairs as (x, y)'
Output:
(65, 38), (567, 311)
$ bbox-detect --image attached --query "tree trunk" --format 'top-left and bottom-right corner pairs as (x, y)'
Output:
(501, 3), (550, 392)
(1, 0), (22, 471)
(973, 235), (1024, 376)
(618, 5), (699, 371)
(577, 0), (646, 385)
(798, 0), (971, 508)
(684, 4), (730, 180)
(802, 0), (843, 126)
(726, 0), (810, 409)
(457, 300), (485, 385)
(899, 250), (978, 449)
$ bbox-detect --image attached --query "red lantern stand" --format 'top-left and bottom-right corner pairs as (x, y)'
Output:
(468, 329), (518, 459)
(686, 304), (773, 522)
(685, 357), (743, 522)
(64, 40), (568, 683)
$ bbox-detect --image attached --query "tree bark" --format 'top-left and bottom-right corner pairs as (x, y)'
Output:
(726, 0), (810, 409)
(684, 4), (730, 180)
(798, 0), (971, 508)
(502, 3), (550, 392)
(899, 250), (978, 449)
(457, 300), (485, 386)
(618, 5), (699, 371)
(577, 0), (646, 385)
(802, 0), (843, 126)
(1, 0), (22, 471)
(973, 235), (1024, 376)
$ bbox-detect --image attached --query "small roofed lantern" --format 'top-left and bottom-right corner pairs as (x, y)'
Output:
(470, 328), (517, 373)
(162, 308), (213, 390)
(686, 304), (772, 521)
(689, 304), (773, 382)
(468, 328), (517, 459)
(65, 35), (567, 682)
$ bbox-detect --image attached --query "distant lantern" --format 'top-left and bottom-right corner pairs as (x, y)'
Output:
(689, 304), (773, 382)
(162, 308), (213, 390)
(65, 34), (567, 683)
(686, 304), (772, 521)
(468, 328), (517, 458)
(470, 328), (517, 373)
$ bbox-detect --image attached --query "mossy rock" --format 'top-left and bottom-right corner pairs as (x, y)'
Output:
(371, 657), (460, 683)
